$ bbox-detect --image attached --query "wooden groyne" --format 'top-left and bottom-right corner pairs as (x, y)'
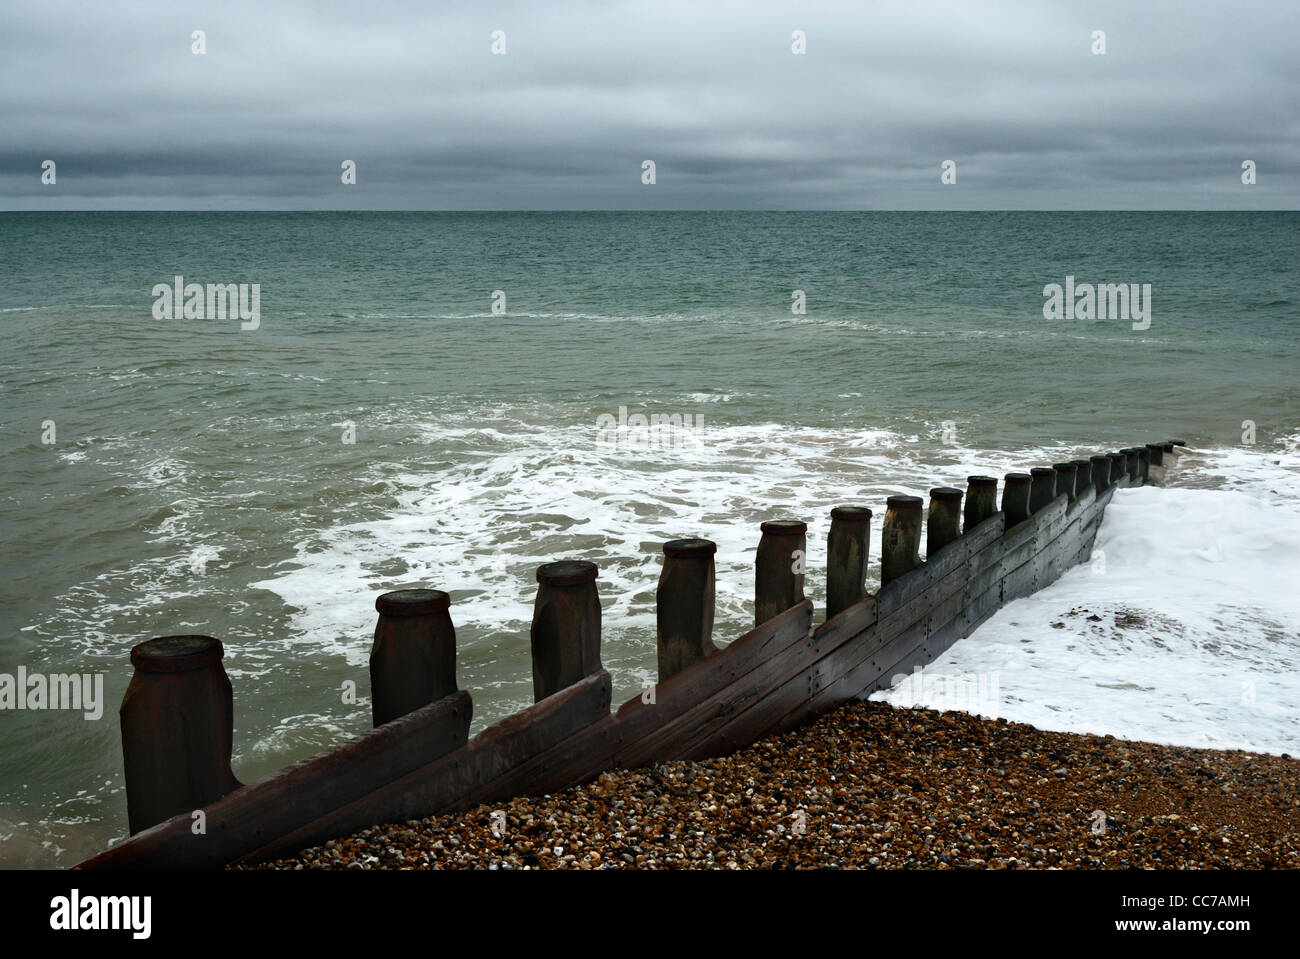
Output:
(77, 440), (1185, 869)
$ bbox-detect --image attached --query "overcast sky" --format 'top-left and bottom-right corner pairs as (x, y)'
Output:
(2, 0), (1297, 210)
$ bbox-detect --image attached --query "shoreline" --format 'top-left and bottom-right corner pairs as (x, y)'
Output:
(244, 700), (1299, 870)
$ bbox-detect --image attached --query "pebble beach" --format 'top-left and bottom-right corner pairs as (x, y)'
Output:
(245, 701), (1300, 870)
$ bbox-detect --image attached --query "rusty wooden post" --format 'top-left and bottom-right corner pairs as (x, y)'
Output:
(656, 538), (717, 680)
(927, 487), (963, 555)
(755, 520), (807, 626)
(1145, 443), (1165, 467)
(371, 588), (458, 727)
(880, 495), (922, 586)
(1068, 459), (1092, 495)
(826, 507), (872, 620)
(1002, 472), (1032, 528)
(964, 475), (998, 532)
(1029, 467), (1057, 514)
(120, 636), (241, 835)
(1108, 452), (1127, 486)
(1053, 462), (1079, 503)
(531, 560), (602, 701)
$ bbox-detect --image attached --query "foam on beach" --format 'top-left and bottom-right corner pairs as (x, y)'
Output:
(875, 446), (1300, 757)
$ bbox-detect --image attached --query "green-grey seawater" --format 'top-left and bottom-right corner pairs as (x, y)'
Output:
(0, 211), (1297, 866)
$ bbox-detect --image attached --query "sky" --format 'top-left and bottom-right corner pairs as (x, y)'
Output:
(1, 0), (1297, 210)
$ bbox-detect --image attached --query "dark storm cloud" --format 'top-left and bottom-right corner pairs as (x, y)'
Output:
(1, 0), (1296, 209)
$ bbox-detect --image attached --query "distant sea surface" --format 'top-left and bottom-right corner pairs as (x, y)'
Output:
(1, 211), (1297, 866)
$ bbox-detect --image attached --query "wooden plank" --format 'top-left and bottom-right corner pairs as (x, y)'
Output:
(243, 670), (613, 863)
(875, 513), (1004, 617)
(778, 516), (1011, 726)
(791, 481), (1110, 721)
(869, 495), (1102, 697)
(443, 601), (814, 803)
(79, 689), (473, 870)
(871, 513), (1019, 652)
(662, 599), (881, 760)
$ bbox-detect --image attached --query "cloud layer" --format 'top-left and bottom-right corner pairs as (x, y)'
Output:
(2, 0), (1297, 209)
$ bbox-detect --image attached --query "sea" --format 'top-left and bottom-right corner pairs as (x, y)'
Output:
(0, 211), (1297, 867)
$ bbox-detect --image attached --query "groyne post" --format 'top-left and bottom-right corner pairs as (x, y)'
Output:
(1123, 448), (1141, 482)
(656, 538), (718, 679)
(927, 487), (963, 555)
(1108, 452), (1126, 486)
(880, 495), (922, 585)
(1053, 462), (1079, 503)
(120, 636), (241, 835)
(1145, 443), (1165, 467)
(1002, 472), (1032, 527)
(1068, 459), (1091, 496)
(1090, 454), (1112, 492)
(963, 475), (998, 532)
(826, 507), (872, 620)
(1029, 467), (1058, 514)
(755, 520), (807, 626)
(531, 560), (603, 700)
(370, 589), (459, 727)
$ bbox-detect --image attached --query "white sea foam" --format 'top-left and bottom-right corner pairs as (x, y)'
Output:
(249, 418), (941, 724)
(875, 447), (1300, 756)
(247, 416), (1277, 742)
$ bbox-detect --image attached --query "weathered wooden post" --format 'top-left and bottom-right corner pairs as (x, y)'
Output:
(1090, 454), (1112, 493)
(964, 475), (998, 532)
(120, 636), (241, 835)
(531, 560), (603, 701)
(880, 495), (922, 586)
(1145, 443), (1165, 467)
(1002, 472), (1032, 527)
(1123, 448), (1141, 482)
(1053, 462), (1079, 503)
(1029, 467), (1058, 514)
(826, 507), (872, 620)
(755, 520), (807, 626)
(1117, 448), (1133, 476)
(371, 588), (459, 727)
(1069, 459), (1092, 495)
(1169, 439), (1187, 449)
(1161, 441), (1175, 455)
(1108, 452), (1127, 486)
(927, 487), (963, 555)
(1136, 446), (1151, 483)
(656, 538), (718, 679)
